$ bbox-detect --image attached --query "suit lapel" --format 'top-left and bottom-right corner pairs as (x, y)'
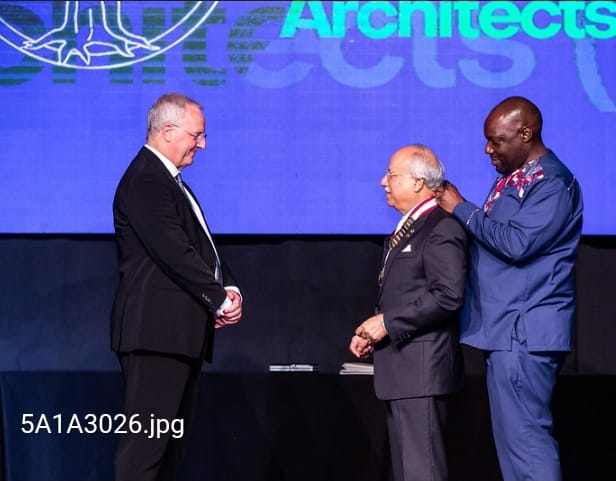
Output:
(376, 215), (430, 300)
(145, 148), (213, 250)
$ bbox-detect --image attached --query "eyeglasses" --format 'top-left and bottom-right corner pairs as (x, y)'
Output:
(384, 171), (424, 183)
(384, 171), (411, 179)
(170, 123), (207, 142)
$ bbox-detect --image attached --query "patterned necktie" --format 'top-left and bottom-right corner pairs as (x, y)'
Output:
(389, 215), (415, 249)
(378, 216), (416, 285)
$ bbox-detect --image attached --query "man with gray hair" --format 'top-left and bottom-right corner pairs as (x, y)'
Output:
(111, 92), (242, 481)
(350, 144), (467, 481)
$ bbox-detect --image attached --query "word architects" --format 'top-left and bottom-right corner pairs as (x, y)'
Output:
(280, 1), (616, 40)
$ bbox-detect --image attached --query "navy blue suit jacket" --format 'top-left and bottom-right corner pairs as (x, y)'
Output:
(453, 150), (583, 351)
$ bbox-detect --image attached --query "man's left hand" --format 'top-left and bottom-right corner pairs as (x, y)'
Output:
(215, 289), (242, 328)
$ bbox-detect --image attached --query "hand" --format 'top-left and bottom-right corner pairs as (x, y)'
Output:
(435, 180), (464, 214)
(215, 289), (242, 329)
(355, 314), (387, 344)
(349, 334), (373, 359)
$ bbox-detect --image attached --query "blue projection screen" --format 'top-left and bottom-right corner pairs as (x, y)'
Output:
(0, 1), (615, 234)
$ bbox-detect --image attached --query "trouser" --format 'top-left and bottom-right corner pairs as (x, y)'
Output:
(114, 351), (202, 481)
(385, 395), (449, 481)
(485, 332), (566, 481)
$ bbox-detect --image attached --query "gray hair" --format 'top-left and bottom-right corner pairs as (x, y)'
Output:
(408, 144), (445, 190)
(146, 93), (203, 139)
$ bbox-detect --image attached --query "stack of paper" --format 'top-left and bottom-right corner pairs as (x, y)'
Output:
(269, 364), (317, 372)
(339, 362), (374, 375)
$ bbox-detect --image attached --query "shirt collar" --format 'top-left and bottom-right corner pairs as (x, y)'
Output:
(395, 196), (438, 232)
(145, 144), (180, 178)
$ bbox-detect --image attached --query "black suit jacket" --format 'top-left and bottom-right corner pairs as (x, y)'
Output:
(373, 207), (467, 400)
(110, 147), (234, 362)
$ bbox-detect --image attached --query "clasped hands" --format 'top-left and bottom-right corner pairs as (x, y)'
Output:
(215, 289), (242, 329)
(349, 314), (387, 359)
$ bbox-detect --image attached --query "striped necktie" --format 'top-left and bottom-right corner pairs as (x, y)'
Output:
(389, 215), (415, 249)
(378, 216), (416, 285)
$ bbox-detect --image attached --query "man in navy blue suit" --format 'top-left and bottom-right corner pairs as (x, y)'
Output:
(437, 96), (583, 481)
(111, 92), (242, 481)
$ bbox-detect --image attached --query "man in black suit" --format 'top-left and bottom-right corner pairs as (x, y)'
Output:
(350, 144), (467, 481)
(111, 92), (242, 481)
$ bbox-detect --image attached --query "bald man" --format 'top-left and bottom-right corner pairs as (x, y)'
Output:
(350, 145), (467, 481)
(436, 96), (583, 481)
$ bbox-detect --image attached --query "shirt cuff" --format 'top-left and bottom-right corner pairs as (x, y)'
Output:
(380, 316), (388, 335)
(224, 285), (242, 299)
(453, 201), (481, 227)
(216, 296), (232, 317)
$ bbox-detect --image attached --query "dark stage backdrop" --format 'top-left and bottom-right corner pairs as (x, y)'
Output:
(1, 235), (615, 481)
(1, 234), (615, 375)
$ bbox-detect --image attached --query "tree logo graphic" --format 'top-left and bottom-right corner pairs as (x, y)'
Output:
(0, 1), (219, 70)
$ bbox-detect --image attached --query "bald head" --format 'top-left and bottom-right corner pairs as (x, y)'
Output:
(483, 96), (548, 174)
(487, 96), (543, 142)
